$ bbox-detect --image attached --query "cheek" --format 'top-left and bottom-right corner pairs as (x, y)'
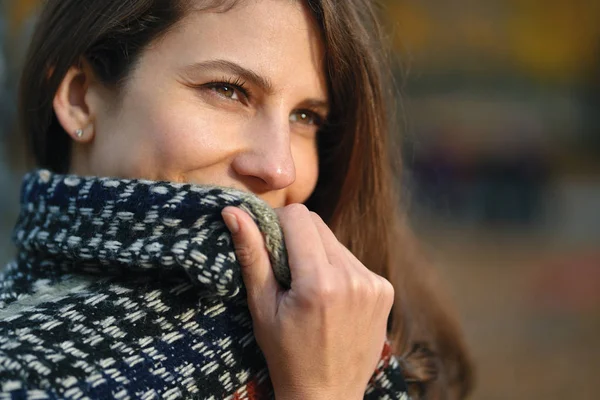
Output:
(128, 97), (240, 180)
(289, 137), (319, 204)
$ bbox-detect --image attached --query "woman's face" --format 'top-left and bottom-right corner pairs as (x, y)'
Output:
(68, 0), (327, 208)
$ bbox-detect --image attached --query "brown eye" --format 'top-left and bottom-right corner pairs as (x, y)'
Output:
(213, 84), (238, 100)
(289, 110), (322, 126)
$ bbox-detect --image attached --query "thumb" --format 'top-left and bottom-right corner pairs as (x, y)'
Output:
(221, 206), (278, 319)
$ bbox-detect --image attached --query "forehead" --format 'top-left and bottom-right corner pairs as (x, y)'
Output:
(149, 0), (327, 96)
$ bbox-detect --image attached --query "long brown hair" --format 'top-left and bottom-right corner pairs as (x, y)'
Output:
(19, 0), (474, 398)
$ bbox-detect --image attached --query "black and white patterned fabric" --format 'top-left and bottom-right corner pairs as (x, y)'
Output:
(0, 170), (409, 399)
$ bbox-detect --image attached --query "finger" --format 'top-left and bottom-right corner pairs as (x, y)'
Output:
(308, 212), (347, 267)
(275, 204), (329, 279)
(222, 206), (278, 319)
(338, 242), (373, 274)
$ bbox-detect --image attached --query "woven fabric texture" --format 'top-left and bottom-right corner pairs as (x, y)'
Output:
(0, 170), (409, 399)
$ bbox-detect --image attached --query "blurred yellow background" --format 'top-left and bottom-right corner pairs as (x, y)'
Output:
(388, 0), (600, 79)
(1, 1), (599, 399)
(382, 1), (600, 399)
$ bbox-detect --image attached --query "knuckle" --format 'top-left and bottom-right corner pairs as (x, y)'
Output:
(316, 286), (337, 306)
(367, 277), (381, 298)
(345, 268), (368, 293)
(234, 243), (257, 266)
(382, 278), (395, 297)
(348, 273), (363, 294)
(281, 203), (309, 219)
(309, 276), (338, 306)
(360, 274), (384, 300)
(377, 277), (395, 309)
(309, 211), (323, 224)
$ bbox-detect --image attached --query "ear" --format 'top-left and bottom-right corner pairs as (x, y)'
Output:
(53, 61), (97, 143)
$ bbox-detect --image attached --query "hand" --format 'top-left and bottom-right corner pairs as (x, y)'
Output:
(222, 204), (395, 400)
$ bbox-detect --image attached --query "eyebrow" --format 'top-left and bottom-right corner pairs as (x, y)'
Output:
(183, 59), (329, 111)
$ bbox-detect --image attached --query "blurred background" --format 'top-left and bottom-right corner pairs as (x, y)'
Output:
(0, 1), (599, 399)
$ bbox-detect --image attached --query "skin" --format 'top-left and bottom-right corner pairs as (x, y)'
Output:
(53, 1), (395, 398)
(57, 0), (324, 208)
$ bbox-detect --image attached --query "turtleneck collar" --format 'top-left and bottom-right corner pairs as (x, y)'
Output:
(12, 170), (291, 299)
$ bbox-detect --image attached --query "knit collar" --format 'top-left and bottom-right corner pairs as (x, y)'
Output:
(12, 169), (291, 299)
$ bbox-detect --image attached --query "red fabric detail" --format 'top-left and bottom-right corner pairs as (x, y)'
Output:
(232, 376), (273, 400)
(369, 340), (394, 386)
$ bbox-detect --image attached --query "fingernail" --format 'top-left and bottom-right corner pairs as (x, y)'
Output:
(222, 212), (239, 234)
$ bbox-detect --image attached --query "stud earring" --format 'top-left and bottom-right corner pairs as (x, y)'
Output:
(75, 129), (84, 138)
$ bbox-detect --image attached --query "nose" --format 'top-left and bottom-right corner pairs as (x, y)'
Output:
(231, 115), (296, 191)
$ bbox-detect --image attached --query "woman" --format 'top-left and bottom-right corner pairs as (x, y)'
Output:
(2, 0), (473, 398)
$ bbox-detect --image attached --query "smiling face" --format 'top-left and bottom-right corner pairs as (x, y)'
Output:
(61, 0), (327, 208)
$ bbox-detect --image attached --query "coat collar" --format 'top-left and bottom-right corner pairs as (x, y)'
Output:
(12, 170), (291, 299)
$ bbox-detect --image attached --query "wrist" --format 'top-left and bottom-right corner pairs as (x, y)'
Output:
(274, 387), (363, 400)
